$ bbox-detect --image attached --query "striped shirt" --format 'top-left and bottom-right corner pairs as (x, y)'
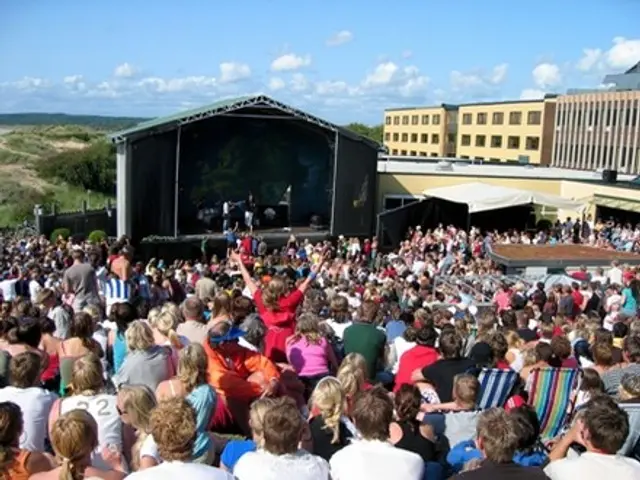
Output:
(103, 278), (133, 314)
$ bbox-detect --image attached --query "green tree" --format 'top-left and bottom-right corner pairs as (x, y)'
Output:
(344, 123), (383, 144)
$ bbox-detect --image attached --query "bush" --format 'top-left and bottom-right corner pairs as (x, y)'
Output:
(50, 227), (71, 243)
(87, 230), (107, 244)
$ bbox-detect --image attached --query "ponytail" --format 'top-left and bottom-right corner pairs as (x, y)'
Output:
(168, 329), (182, 349)
(58, 457), (82, 480)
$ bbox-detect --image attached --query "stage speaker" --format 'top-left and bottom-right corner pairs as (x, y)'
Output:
(602, 169), (618, 183)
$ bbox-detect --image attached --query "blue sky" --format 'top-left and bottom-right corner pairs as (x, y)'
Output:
(1, 0), (639, 124)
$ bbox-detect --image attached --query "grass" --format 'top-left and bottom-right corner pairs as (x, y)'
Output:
(0, 124), (115, 227)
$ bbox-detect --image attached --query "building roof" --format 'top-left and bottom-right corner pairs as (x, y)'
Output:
(625, 61), (640, 75)
(377, 158), (637, 182)
(385, 103), (458, 112)
(110, 95), (380, 148)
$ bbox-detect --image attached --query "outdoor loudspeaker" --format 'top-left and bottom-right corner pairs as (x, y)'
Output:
(602, 169), (618, 183)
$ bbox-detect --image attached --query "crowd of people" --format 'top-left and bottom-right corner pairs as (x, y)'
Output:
(0, 217), (639, 479)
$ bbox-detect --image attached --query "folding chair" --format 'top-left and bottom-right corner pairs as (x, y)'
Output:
(618, 402), (640, 456)
(476, 368), (519, 409)
(527, 367), (581, 440)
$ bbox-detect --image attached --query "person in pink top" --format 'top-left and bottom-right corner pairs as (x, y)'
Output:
(286, 313), (339, 396)
(493, 283), (512, 313)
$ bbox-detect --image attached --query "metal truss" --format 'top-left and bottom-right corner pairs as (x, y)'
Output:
(110, 95), (377, 147)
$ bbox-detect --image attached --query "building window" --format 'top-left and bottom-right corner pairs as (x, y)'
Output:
(509, 112), (522, 125)
(507, 136), (520, 149)
(402, 115), (409, 125)
(383, 195), (419, 211)
(526, 136), (540, 150)
(392, 133), (399, 141)
(492, 112), (504, 125)
(385, 116), (391, 125)
(400, 150), (407, 155)
(461, 134), (471, 146)
(489, 158), (501, 162)
(432, 114), (441, 125)
(421, 115), (429, 125)
(475, 135), (486, 147)
(410, 133), (418, 143)
(401, 133), (408, 142)
(461, 155), (470, 159)
(419, 151), (427, 156)
(477, 113), (487, 125)
(391, 149), (398, 154)
(393, 116), (400, 125)
(462, 113), (472, 125)
(475, 156), (484, 161)
(491, 135), (502, 148)
(527, 111), (542, 125)
(411, 115), (419, 125)
(410, 150), (417, 156)
(431, 152), (438, 156)
(431, 134), (440, 144)
(420, 133), (428, 143)
(384, 132), (390, 141)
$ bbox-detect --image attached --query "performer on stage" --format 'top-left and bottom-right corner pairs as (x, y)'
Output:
(245, 192), (256, 233)
(222, 199), (233, 232)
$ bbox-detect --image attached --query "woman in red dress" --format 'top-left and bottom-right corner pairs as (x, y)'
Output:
(231, 251), (327, 363)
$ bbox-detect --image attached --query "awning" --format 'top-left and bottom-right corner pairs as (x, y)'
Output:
(591, 194), (640, 213)
(421, 182), (585, 214)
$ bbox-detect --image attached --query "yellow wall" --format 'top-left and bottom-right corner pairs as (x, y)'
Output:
(559, 181), (640, 219)
(456, 100), (552, 164)
(383, 107), (449, 157)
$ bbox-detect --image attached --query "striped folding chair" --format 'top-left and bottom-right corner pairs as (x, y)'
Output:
(527, 367), (581, 440)
(476, 368), (519, 410)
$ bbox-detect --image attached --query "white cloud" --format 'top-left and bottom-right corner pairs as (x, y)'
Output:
(520, 88), (546, 100)
(577, 37), (640, 72)
(326, 30), (353, 47)
(219, 62), (251, 83)
(290, 73), (309, 92)
(114, 62), (137, 78)
(63, 75), (86, 91)
(449, 63), (508, 97)
(268, 77), (285, 91)
(532, 63), (561, 88)
(0, 77), (50, 90)
(361, 62), (430, 97)
(137, 76), (217, 93)
(270, 53), (311, 72)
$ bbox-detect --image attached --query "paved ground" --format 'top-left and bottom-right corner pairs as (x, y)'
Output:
(492, 244), (640, 262)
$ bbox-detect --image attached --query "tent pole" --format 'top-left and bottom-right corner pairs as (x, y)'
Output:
(173, 126), (182, 238)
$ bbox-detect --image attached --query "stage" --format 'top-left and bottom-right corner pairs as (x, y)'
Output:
(138, 227), (331, 261)
(489, 244), (640, 273)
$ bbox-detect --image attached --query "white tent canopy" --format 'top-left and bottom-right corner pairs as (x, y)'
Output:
(421, 182), (585, 214)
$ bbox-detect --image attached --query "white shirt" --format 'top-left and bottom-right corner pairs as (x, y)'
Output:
(608, 267), (623, 286)
(330, 439), (424, 480)
(234, 449), (330, 480)
(61, 393), (124, 471)
(0, 278), (18, 301)
(29, 279), (42, 303)
(127, 461), (235, 480)
(0, 386), (57, 451)
(544, 451), (640, 480)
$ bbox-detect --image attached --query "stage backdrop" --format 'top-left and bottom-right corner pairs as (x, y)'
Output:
(177, 116), (332, 233)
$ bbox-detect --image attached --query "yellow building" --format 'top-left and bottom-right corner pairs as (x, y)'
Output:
(455, 97), (557, 165)
(383, 104), (458, 158)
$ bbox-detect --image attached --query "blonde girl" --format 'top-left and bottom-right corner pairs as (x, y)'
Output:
(307, 377), (356, 461)
(149, 310), (184, 368)
(116, 386), (157, 471)
(34, 409), (124, 480)
(336, 353), (369, 414)
(504, 330), (525, 372)
(220, 398), (276, 472)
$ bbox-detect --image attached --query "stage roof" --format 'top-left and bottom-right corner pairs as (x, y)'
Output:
(422, 182), (585, 213)
(109, 94), (380, 148)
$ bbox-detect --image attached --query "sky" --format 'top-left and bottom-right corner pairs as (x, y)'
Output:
(1, 0), (639, 124)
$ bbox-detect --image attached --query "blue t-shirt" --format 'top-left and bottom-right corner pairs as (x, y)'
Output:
(220, 439), (257, 471)
(385, 320), (406, 343)
(187, 384), (217, 458)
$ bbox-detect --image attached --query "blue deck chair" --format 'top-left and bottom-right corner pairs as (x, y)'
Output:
(476, 368), (519, 410)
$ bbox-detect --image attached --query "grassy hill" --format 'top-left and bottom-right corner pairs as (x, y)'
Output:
(0, 113), (148, 130)
(0, 122), (122, 226)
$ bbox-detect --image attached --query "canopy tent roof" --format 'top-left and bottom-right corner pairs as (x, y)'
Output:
(421, 182), (584, 213)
